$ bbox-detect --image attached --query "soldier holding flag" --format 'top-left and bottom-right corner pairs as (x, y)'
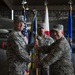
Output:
(34, 24), (74, 75)
(6, 15), (35, 75)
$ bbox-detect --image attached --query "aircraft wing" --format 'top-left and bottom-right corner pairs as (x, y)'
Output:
(0, 17), (13, 30)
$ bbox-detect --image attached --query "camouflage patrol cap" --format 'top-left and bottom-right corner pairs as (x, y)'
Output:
(52, 24), (63, 31)
(37, 23), (44, 29)
(14, 15), (24, 23)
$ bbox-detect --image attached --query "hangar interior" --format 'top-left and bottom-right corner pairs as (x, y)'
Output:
(0, 0), (75, 41)
(0, 0), (75, 75)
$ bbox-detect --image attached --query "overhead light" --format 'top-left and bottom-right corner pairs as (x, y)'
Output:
(44, 0), (48, 5)
(68, 0), (73, 5)
(21, 0), (27, 5)
(26, 5), (29, 10)
(26, 7), (29, 10)
(33, 9), (36, 11)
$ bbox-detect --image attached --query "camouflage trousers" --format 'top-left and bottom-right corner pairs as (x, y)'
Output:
(8, 62), (28, 75)
(38, 66), (49, 75)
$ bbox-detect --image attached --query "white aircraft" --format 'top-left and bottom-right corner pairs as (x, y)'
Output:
(0, 17), (13, 31)
(0, 17), (31, 31)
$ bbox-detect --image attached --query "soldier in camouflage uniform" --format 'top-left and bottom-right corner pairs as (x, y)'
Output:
(6, 15), (33, 75)
(35, 24), (74, 75)
(37, 23), (54, 75)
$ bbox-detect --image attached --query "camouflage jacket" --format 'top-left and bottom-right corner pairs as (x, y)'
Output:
(6, 30), (33, 75)
(39, 36), (74, 75)
(37, 34), (54, 60)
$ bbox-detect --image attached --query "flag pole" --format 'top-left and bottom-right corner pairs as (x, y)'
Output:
(44, 0), (50, 36)
(68, 0), (73, 51)
(66, 0), (73, 60)
(28, 9), (38, 75)
(30, 9), (39, 75)
(21, 1), (30, 75)
(33, 9), (38, 75)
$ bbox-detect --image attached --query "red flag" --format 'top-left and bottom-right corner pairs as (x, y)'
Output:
(44, 4), (50, 36)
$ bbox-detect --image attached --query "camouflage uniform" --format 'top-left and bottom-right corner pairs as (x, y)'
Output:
(37, 34), (54, 75)
(6, 30), (32, 75)
(39, 36), (74, 75)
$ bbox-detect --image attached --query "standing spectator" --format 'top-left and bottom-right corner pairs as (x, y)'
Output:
(37, 23), (54, 75)
(6, 15), (34, 75)
(35, 24), (74, 75)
